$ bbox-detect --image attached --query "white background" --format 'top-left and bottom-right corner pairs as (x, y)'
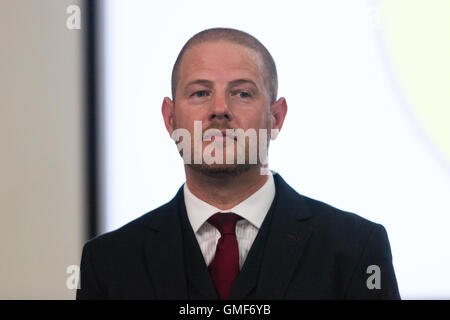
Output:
(100, 0), (450, 299)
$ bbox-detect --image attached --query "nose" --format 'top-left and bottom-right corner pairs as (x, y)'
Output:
(209, 92), (231, 122)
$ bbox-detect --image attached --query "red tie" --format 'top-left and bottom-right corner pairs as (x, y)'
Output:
(207, 212), (243, 299)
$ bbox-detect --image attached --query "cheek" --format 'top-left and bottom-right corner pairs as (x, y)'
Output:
(173, 107), (194, 129)
(173, 109), (206, 138)
(241, 109), (270, 129)
(175, 104), (208, 123)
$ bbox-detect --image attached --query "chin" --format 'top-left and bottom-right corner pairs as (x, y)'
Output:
(188, 163), (256, 178)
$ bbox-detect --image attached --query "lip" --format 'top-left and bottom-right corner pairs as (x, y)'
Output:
(203, 129), (236, 141)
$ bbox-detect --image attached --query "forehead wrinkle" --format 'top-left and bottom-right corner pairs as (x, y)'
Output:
(178, 42), (267, 95)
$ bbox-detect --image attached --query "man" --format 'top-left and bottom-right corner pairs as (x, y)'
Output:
(77, 28), (400, 299)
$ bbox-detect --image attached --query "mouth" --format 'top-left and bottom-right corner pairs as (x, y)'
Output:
(203, 129), (237, 142)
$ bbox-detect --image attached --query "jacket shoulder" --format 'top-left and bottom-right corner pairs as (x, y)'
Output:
(83, 196), (176, 253)
(297, 192), (388, 258)
(302, 194), (378, 232)
(274, 173), (379, 235)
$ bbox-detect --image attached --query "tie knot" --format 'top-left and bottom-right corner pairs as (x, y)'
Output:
(207, 212), (242, 236)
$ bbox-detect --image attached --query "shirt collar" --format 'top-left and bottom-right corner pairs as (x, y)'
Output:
(183, 173), (275, 233)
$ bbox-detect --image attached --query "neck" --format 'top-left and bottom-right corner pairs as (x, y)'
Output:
(184, 165), (269, 210)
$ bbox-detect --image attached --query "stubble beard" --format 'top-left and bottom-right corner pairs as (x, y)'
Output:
(173, 118), (271, 178)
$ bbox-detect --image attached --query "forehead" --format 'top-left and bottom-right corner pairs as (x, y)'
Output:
(178, 41), (265, 84)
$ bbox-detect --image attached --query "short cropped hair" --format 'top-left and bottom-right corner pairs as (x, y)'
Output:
(171, 28), (278, 104)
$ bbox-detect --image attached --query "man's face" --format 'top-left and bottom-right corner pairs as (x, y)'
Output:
(169, 40), (273, 176)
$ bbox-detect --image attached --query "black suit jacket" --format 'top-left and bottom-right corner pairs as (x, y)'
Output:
(76, 173), (400, 299)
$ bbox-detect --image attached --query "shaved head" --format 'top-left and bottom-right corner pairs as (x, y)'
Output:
(171, 27), (278, 104)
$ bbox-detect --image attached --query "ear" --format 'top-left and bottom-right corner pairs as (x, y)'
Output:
(161, 97), (175, 137)
(270, 97), (288, 139)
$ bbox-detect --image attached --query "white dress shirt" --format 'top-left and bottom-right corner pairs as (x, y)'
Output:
(183, 174), (275, 270)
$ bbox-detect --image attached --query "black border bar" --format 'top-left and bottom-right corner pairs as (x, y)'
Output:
(84, 0), (98, 240)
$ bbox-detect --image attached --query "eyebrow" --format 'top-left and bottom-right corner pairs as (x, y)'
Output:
(183, 79), (214, 95)
(228, 79), (258, 88)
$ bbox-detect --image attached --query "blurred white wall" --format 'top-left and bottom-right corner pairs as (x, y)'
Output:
(0, 0), (84, 299)
(100, 0), (450, 299)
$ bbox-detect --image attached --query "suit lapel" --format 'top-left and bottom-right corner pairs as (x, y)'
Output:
(178, 195), (219, 299)
(141, 174), (313, 300)
(254, 173), (314, 299)
(143, 188), (188, 299)
(228, 192), (277, 300)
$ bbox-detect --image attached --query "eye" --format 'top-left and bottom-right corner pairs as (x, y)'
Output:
(191, 90), (209, 98)
(233, 91), (252, 99)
